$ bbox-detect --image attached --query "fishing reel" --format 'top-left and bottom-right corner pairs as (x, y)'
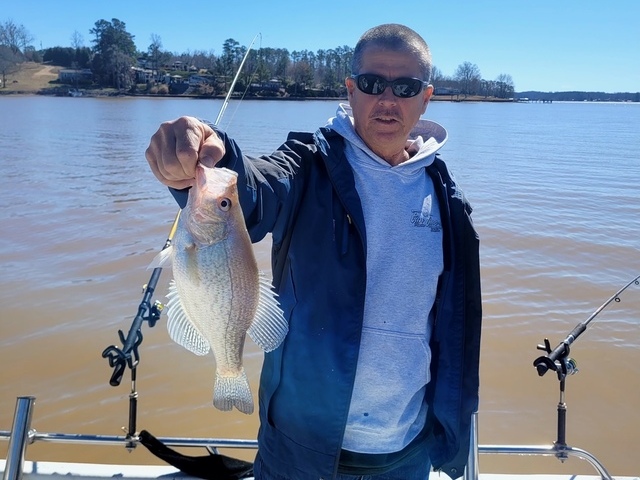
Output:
(143, 294), (165, 328)
(102, 299), (164, 387)
(534, 338), (578, 381)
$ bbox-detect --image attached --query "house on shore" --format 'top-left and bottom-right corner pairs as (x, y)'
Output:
(58, 68), (93, 84)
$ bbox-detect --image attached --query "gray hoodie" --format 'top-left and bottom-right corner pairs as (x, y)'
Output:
(327, 104), (448, 454)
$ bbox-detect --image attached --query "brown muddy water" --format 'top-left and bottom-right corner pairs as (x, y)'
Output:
(1, 97), (639, 476)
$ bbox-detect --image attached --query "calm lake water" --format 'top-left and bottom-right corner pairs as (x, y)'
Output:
(1, 96), (639, 476)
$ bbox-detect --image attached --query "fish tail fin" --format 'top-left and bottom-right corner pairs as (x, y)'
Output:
(213, 370), (254, 415)
(247, 275), (289, 352)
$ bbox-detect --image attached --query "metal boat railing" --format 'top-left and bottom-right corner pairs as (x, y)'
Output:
(1, 396), (615, 480)
(465, 411), (613, 480)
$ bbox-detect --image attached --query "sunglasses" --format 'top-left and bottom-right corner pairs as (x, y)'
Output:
(351, 73), (429, 98)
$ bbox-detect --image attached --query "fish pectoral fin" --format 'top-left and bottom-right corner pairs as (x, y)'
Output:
(247, 274), (289, 353)
(147, 245), (174, 270)
(213, 370), (254, 415)
(165, 280), (210, 356)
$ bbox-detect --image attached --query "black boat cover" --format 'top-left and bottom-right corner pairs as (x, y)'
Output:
(139, 430), (254, 480)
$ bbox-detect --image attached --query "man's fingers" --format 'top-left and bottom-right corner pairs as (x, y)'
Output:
(198, 122), (225, 167)
(174, 118), (202, 175)
(145, 116), (224, 189)
(145, 126), (188, 187)
(145, 142), (194, 189)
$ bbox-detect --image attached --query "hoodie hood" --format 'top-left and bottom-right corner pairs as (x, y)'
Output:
(326, 103), (448, 172)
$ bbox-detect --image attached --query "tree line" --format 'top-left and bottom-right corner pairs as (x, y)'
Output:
(517, 90), (640, 102)
(0, 18), (516, 98)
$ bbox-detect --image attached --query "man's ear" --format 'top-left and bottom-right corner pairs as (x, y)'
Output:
(345, 76), (356, 101)
(422, 84), (434, 112)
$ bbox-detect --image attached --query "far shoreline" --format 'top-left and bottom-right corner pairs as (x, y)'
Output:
(3, 63), (636, 103)
(0, 87), (515, 103)
(0, 63), (513, 102)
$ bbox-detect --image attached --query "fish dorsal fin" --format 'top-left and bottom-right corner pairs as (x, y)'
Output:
(247, 273), (289, 352)
(147, 245), (173, 270)
(165, 280), (210, 356)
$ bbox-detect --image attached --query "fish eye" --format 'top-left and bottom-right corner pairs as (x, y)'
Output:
(219, 197), (232, 211)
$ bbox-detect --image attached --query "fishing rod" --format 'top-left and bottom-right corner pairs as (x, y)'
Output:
(214, 33), (260, 127)
(532, 274), (639, 459)
(101, 33), (260, 446)
(533, 273), (640, 378)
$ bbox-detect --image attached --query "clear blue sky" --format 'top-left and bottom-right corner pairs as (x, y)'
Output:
(3, 0), (639, 93)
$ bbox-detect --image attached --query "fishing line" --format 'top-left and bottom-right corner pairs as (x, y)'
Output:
(215, 33), (261, 131)
(218, 33), (262, 131)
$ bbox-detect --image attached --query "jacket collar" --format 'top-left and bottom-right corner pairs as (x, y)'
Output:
(314, 127), (367, 245)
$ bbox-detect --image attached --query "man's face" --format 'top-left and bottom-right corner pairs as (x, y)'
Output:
(346, 46), (433, 166)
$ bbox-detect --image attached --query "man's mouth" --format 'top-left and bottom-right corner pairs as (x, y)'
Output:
(372, 111), (401, 124)
(373, 115), (401, 126)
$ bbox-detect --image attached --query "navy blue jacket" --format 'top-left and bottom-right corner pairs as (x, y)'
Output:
(171, 126), (482, 480)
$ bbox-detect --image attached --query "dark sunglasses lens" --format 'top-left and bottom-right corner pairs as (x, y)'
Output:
(371, 76), (388, 95)
(357, 74), (385, 95)
(392, 78), (423, 98)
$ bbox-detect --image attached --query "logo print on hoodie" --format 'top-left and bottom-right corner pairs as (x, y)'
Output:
(411, 195), (442, 231)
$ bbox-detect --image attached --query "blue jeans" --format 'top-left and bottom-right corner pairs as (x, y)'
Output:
(253, 451), (431, 480)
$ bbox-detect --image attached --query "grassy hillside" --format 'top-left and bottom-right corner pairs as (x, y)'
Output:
(1, 62), (61, 93)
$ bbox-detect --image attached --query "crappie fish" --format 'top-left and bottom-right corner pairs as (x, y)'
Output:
(151, 165), (288, 414)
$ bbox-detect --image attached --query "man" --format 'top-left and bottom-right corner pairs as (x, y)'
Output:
(146, 23), (482, 480)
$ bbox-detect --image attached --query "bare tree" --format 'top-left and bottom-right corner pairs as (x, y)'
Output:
(0, 45), (20, 87)
(0, 19), (34, 55)
(148, 33), (166, 79)
(429, 65), (442, 84)
(71, 30), (84, 49)
(454, 61), (482, 96)
(495, 73), (515, 98)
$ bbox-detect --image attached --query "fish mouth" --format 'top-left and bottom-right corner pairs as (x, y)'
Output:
(194, 165), (213, 191)
(196, 164), (239, 184)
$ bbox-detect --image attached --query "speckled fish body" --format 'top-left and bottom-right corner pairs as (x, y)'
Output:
(151, 165), (287, 414)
